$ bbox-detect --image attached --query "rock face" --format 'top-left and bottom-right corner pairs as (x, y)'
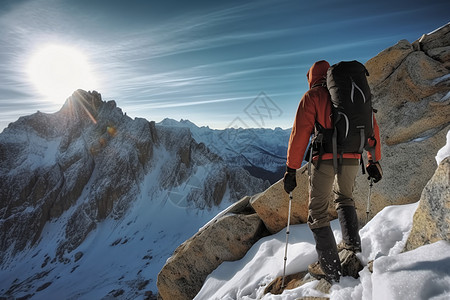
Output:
(361, 23), (450, 216)
(404, 157), (450, 251)
(157, 212), (267, 300)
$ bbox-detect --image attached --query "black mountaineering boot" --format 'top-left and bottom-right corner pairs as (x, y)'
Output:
(308, 226), (341, 283)
(337, 206), (362, 253)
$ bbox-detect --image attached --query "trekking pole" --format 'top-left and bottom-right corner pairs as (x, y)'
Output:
(366, 178), (374, 224)
(281, 192), (293, 289)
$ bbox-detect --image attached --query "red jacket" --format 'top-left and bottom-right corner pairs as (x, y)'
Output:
(286, 60), (381, 169)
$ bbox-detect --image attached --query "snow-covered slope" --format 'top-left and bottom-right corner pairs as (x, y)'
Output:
(194, 202), (450, 300)
(158, 118), (291, 183)
(0, 153), (236, 298)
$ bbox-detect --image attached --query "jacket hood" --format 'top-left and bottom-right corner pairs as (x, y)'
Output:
(307, 60), (330, 88)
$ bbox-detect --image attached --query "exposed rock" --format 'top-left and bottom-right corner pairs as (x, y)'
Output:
(357, 23), (450, 220)
(200, 196), (256, 230)
(339, 249), (363, 278)
(404, 157), (450, 251)
(412, 24), (450, 52)
(36, 281), (52, 292)
(250, 165), (336, 234)
(264, 272), (331, 298)
(157, 213), (268, 300)
(74, 251), (83, 262)
(264, 271), (311, 295)
(427, 46), (450, 69)
(368, 260), (374, 273)
(264, 250), (361, 296)
(365, 39), (414, 88)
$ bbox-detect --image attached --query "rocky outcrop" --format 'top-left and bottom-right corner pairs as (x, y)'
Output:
(404, 157), (450, 251)
(157, 211), (268, 300)
(359, 23), (450, 218)
(365, 39), (414, 88)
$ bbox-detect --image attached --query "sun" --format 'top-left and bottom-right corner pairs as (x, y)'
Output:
(27, 44), (97, 102)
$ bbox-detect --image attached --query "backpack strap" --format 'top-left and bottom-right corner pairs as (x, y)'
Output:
(306, 122), (331, 175)
(360, 157), (366, 175)
(357, 125), (365, 153)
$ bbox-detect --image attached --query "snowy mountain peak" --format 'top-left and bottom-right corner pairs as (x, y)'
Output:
(0, 91), (269, 297)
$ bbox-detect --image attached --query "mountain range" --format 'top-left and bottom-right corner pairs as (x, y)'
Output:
(0, 89), (285, 299)
(157, 118), (291, 184)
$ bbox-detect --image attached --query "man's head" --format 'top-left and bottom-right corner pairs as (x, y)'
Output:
(307, 60), (330, 88)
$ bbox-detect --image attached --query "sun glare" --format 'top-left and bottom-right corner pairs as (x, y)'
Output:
(28, 44), (97, 102)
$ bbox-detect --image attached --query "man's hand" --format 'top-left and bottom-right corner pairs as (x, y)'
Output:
(283, 166), (297, 193)
(366, 160), (382, 183)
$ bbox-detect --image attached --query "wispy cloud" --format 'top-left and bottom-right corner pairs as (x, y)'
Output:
(137, 95), (252, 109)
(1, 0), (448, 131)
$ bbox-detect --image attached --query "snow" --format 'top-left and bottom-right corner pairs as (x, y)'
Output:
(9, 135), (61, 172)
(427, 22), (450, 35)
(195, 201), (450, 300)
(432, 73), (450, 85)
(371, 241), (450, 300)
(0, 147), (236, 299)
(436, 130), (450, 165)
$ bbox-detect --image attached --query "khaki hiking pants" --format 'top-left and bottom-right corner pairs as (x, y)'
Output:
(308, 158), (360, 229)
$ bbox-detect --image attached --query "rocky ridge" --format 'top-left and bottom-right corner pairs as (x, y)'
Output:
(157, 118), (291, 184)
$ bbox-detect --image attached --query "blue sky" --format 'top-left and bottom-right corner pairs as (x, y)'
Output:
(0, 0), (449, 131)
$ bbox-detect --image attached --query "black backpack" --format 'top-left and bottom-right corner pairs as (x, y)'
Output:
(309, 60), (375, 173)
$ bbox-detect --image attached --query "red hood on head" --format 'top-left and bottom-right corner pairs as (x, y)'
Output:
(307, 60), (330, 88)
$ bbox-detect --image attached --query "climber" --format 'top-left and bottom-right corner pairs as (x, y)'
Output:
(283, 60), (382, 283)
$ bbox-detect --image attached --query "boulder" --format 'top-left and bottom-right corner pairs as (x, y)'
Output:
(157, 213), (267, 300)
(250, 165), (337, 234)
(404, 157), (450, 251)
(427, 46), (450, 69)
(339, 249), (363, 278)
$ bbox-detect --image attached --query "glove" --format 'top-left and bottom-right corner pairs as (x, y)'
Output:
(366, 160), (382, 183)
(283, 166), (297, 193)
